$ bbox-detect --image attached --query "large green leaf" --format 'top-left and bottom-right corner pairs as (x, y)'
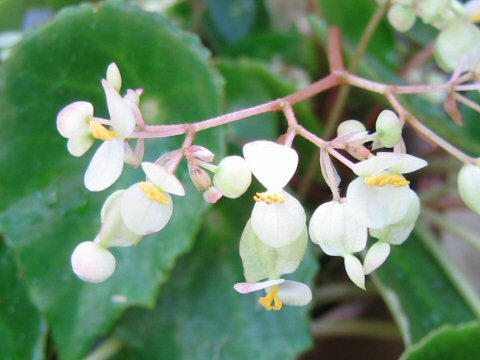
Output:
(401, 322), (480, 360)
(0, 242), (47, 360)
(0, 2), (223, 359)
(374, 231), (476, 345)
(114, 193), (318, 359)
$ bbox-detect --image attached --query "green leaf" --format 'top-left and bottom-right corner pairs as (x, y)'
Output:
(198, 0), (270, 52)
(0, 2), (223, 358)
(374, 231), (476, 345)
(401, 322), (480, 360)
(0, 242), (47, 360)
(0, 0), (94, 31)
(114, 194), (318, 359)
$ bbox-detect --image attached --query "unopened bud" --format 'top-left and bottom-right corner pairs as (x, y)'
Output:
(203, 186), (223, 203)
(71, 241), (116, 283)
(375, 110), (402, 148)
(458, 163), (480, 214)
(188, 164), (212, 191)
(388, 4), (416, 32)
(337, 120), (366, 137)
(106, 63), (122, 91)
(186, 145), (215, 162)
(213, 156), (252, 198)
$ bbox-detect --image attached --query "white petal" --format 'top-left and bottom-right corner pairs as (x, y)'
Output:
(141, 162), (185, 196)
(364, 242), (391, 275)
(56, 101), (93, 138)
(71, 241), (116, 283)
(458, 164), (480, 215)
(275, 226), (308, 276)
(98, 190), (143, 247)
(102, 79), (136, 138)
(346, 178), (410, 229)
(352, 153), (403, 176)
(251, 191), (306, 248)
(84, 139), (124, 192)
(120, 182), (173, 235)
(369, 190), (420, 244)
(278, 280), (312, 306)
(67, 135), (94, 157)
(106, 63), (122, 91)
(344, 254), (365, 290)
(233, 279), (285, 294)
(343, 202), (368, 253)
(381, 153), (427, 174)
(243, 141), (298, 190)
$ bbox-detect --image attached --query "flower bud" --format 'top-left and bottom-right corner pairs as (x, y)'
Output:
(186, 145), (215, 162)
(188, 164), (212, 191)
(106, 63), (122, 91)
(388, 4), (416, 32)
(337, 120), (366, 137)
(435, 21), (480, 71)
(213, 156), (252, 198)
(458, 163), (480, 214)
(203, 186), (223, 203)
(71, 241), (116, 283)
(375, 110), (402, 148)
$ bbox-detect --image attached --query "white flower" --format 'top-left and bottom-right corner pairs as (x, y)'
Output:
(84, 79), (137, 192)
(120, 162), (185, 235)
(97, 190), (143, 247)
(364, 189), (420, 274)
(71, 240), (116, 283)
(243, 141), (306, 248)
(346, 152), (427, 229)
(234, 219), (311, 310)
(309, 199), (368, 289)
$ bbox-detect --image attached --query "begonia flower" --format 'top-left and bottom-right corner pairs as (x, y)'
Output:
(243, 141), (306, 248)
(346, 152), (427, 229)
(120, 162), (185, 235)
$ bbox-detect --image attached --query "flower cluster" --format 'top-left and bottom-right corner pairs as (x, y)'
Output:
(377, 0), (480, 71)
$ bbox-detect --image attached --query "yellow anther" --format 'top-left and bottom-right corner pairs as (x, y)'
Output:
(253, 192), (286, 204)
(139, 182), (170, 204)
(89, 121), (118, 141)
(471, 13), (480, 23)
(364, 173), (410, 187)
(259, 285), (283, 311)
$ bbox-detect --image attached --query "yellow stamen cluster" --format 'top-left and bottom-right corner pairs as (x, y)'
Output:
(139, 182), (170, 204)
(253, 192), (286, 204)
(471, 13), (480, 23)
(364, 173), (410, 187)
(89, 121), (118, 141)
(259, 285), (283, 311)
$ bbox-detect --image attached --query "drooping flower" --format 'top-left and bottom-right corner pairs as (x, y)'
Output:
(346, 152), (427, 229)
(234, 220), (311, 310)
(71, 240), (116, 283)
(364, 189), (420, 274)
(309, 199), (368, 289)
(56, 63), (139, 192)
(120, 162), (185, 235)
(243, 140), (306, 248)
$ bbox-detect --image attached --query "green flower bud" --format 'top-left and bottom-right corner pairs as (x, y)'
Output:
(458, 163), (480, 214)
(388, 4), (416, 32)
(213, 155), (252, 198)
(337, 119), (366, 137)
(375, 110), (402, 148)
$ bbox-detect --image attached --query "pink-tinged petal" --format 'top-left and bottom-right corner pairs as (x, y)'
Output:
(203, 186), (223, 203)
(71, 241), (116, 283)
(243, 141), (298, 191)
(141, 162), (185, 196)
(56, 101), (93, 138)
(67, 135), (94, 157)
(102, 79), (136, 138)
(233, 279), (285, 294)
(278, 280), (312, 306)
(84, 139), (124, 192)
(363, 242), (391, 275)
(120, 183), (173, 235)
